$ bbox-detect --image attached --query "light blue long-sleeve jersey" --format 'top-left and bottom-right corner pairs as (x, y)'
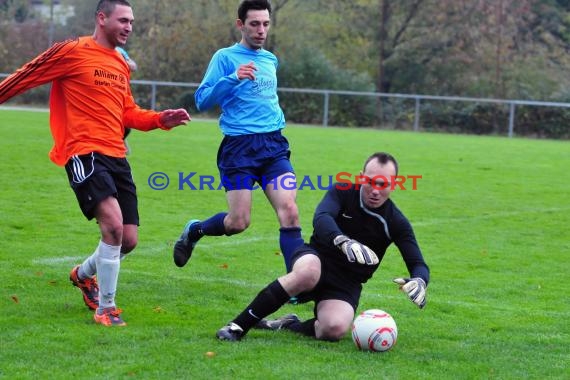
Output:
(194, 43), (286, 136)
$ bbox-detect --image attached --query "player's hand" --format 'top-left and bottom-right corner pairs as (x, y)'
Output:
(159, 109), (191, 128)
(393, 277), (427, 309)
(236, 61), (257, 80)
(333, 235), (379, 265)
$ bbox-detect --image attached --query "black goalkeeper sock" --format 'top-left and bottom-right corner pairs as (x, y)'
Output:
(233, 280), (291, 333)
(285, 318), (316, 337)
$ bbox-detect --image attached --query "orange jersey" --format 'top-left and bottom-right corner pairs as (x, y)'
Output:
(0, 36), (165, 166)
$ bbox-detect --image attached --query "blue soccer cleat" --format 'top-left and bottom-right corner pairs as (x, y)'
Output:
(173, 219), (201, 267)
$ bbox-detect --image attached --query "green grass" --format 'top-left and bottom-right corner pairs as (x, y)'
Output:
(1, 108), (569, 379)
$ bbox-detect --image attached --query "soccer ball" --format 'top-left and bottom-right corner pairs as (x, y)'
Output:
(351, 309), (398, 352)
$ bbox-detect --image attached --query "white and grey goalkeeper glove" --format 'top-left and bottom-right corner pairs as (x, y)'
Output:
(333, 235), (379, 265)
(393, 277), (427, 309)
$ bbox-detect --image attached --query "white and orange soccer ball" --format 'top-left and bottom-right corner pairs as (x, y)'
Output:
(351, 309), (398, 352)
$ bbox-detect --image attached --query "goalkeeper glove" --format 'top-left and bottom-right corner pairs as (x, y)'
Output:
(333, 235), (379, 265)
(393, 277), (427, 309)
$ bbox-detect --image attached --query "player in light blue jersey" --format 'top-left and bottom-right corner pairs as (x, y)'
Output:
(173, 0), (303, 277)
(195, 44), (284, 135)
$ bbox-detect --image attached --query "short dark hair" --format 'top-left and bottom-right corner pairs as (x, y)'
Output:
(363, 152), (399, 175)
(96, 0), (131, 17)
(238, 0), (272, 22)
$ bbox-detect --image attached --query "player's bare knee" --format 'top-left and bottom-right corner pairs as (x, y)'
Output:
(225, 217), (250, 234)
(121, 237), (137, 253)
(294, 263), (320, 289)
(278, 203), (299, 226)
(316, 312), (352, 341)
(224, 214), (250, 235)
(101, 223), (123, 245)
(318, 323), (348, 342)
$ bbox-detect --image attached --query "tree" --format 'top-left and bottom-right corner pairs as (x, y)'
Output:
(3, 0), (570, 126)
(376, 0), (426, 93)
(265, 0), (291, 52)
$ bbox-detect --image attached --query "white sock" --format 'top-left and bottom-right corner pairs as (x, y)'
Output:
(96, 241), (121, 311)
(78, 246), (99, 279)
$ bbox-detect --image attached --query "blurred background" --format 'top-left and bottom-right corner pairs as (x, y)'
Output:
(2, 0), (570, 138)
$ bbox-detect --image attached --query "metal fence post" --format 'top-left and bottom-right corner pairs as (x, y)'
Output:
(151, 83), (157, 110)
(414, 97), (420, 131)
(508, 102), (515, 138)
(323, 91), (329, 127)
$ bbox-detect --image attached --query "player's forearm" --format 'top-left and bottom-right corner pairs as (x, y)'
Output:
(194, 74), (239, 111)
(123, 107), (162, 131)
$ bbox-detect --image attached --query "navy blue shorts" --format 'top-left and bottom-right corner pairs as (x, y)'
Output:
(290, 244), (363, 313)
(64, 152), (139, 224)
(216, 130), (294, 191)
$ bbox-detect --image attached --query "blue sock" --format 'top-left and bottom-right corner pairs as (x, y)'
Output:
(279, 227), (303, 273)
(196, 212), (227, 237)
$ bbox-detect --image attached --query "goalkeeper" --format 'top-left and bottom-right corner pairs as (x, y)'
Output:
(216, 152), (430, 341)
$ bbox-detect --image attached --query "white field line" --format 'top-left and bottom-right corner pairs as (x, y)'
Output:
(0, 105), (49, 112)
(32, 236), (275, 266)
(32, 251), (570, 318)
(32, 255), (85, 264)
(33, 205), (569, 265)
(122, 268), (570, 318)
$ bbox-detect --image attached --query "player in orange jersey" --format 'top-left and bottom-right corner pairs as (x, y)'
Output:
(0, 0), (191, 326)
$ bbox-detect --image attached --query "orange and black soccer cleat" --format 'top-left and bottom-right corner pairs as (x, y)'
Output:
(94, 307), (127, 327)
(69, 265), (99, 310)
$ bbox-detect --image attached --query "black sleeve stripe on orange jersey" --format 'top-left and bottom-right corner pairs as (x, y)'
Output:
(0, 38), (80, 100)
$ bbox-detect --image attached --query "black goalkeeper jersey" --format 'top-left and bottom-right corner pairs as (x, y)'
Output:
(309, 183), (430, 285)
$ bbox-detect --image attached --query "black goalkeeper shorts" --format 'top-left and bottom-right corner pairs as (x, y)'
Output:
(291, 244), (363, 313)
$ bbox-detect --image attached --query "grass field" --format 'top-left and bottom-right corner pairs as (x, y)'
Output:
(1, 108), (569, 379)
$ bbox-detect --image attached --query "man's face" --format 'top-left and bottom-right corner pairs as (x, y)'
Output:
(100, 4), (134, 47)
(360, 159), (397, 209)
(237, 9), (270, 50)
